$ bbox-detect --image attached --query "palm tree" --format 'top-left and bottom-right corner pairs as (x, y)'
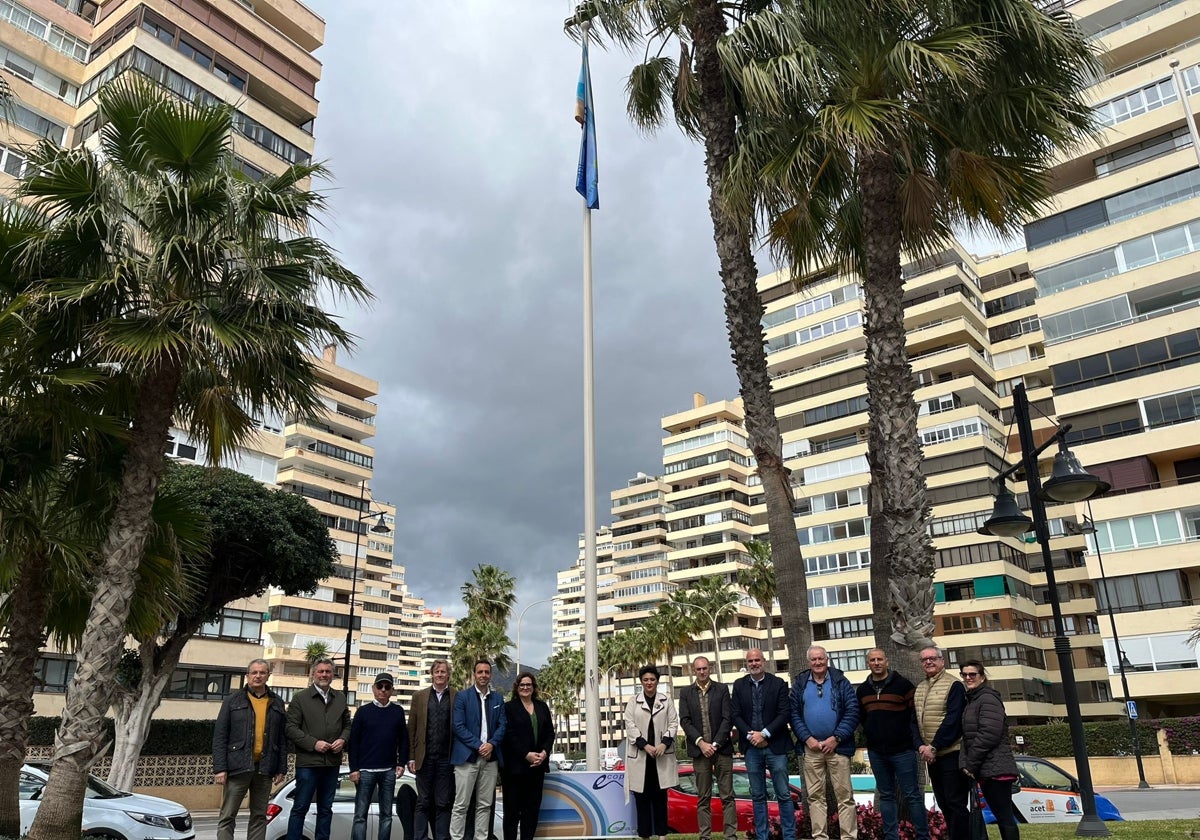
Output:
(305, 642), (331, 671)
(739, 540), (779, 665)
(729, 0), (1097, 676)
(575, 0), (812, 664)
(541, 647), (585, 753)
(451, 564), (517, 684)
(17, 77), (368, 840)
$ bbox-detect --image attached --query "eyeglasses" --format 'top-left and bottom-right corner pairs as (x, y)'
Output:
(920, 656), (942, 663)
(960, 672), (981, 679)
(518, 683), (534, 689)
(376, 683), (393, 690)
(816, 683), (824, 698)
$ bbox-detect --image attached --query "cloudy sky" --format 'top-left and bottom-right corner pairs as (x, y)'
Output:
(303, 1), (742, 666)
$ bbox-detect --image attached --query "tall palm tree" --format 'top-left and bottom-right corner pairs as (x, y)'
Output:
(738, 539), (779, 665)
(17, 77), (368, 840)
(729, 0), (1097, 676)
(575, 0), (812, 664)
(451, 564), (517, 684)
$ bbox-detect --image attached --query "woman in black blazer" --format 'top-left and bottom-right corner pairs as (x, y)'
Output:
(500, 671), (556, 840)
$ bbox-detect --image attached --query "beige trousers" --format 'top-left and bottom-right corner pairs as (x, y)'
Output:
(803, 746), (857, 840)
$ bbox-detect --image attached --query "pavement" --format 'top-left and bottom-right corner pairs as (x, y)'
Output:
(1097, 786), (1200, 822)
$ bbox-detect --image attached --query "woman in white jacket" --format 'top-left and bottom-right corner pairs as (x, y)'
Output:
(623, 665), (679, 840)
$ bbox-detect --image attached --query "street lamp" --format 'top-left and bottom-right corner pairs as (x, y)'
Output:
(979, 383), (1111, 837)
(1072, 501), (1150, 789)
(676, 601), (726, 681)
(342, 481), (392, 695)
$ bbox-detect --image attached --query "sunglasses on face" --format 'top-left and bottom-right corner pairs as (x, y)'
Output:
(960, 672), (981, 679)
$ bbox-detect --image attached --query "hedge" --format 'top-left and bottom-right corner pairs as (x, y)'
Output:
(28, 717), (216, 756)
(1010, 716), (1200, 757)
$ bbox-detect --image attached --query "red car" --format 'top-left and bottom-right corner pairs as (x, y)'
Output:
(667, 764), (801, 834)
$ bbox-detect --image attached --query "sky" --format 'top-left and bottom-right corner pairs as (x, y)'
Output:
(303, 1), (742, 667)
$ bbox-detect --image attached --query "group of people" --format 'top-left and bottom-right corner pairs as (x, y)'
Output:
(211, 644), (1019, 840)
(212, 657), (555, 840)
(623, 646), (1020, 840)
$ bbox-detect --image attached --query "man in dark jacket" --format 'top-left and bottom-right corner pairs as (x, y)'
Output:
(349, 672), (411, 840)
(679, 656), (736, 840)
(857, 649), (928, 840)
(213, 658), (288, 840)
(791, 646), (860, 840)
(285, 658), (352, 840)
(731, 648), (795, 840)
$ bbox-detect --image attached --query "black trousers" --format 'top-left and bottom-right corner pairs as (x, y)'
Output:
(633, 761), (668, 838)
(929, 752), (970, 840)
(980, 777), (1019, 837)
(501, 771), (546, 840)
(414, 755), (454, 840)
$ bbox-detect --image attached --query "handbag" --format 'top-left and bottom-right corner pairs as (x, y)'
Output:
(969, 783), (989, 840)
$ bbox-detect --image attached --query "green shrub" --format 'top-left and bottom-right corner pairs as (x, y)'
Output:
(28, 717), (216, 756)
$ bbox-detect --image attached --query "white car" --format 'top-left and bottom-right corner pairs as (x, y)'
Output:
(19, 762), (194, 840)
(265, 769), (499, 840)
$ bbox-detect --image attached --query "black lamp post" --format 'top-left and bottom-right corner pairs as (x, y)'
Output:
(980, 383), (1111, 837)
(1077, 501), (1150, 789)
(342, 480), (393, 695)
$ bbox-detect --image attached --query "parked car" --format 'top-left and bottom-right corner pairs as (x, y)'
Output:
(265, 769), (498, 840)
(981, 756), (1124, 824)
(840, 757), (1123, 825)
(19, 762), (194, 840)
(667, 764), (801, 834)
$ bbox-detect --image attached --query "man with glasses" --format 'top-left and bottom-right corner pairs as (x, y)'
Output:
(679, 656), (736, 840)
(791, 646), (859, 840)
(212, 659), (288, 840)
(349, 672), (410, 840)
(913, 646), (968, 840)
(856, 650), (928, 840)
(731, 649), (795, 840)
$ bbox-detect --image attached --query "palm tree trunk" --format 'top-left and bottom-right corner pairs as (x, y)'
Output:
(107, 634), (188, 791)
(0, 550), (52, 837)
(764, 608), (776, 665)
(28, 361), (182, 840)
(858, 148), (936, 681)
(689, 0), (811, 666)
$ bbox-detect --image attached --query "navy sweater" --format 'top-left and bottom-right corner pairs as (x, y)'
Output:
(349, 702), (411, 772)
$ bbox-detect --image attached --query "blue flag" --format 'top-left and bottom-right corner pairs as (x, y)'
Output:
(575, 41), (599, 209)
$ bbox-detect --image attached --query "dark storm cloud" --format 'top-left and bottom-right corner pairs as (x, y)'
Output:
(306, 1), (740, 665)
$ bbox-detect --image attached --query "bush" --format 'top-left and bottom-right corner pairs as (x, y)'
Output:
(1009, 718), (1158, 758)
(760, 804), (948, 840)
(28, 717), (216, 756)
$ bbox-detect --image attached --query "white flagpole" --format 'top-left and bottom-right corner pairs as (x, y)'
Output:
(580, 18), (601, 773)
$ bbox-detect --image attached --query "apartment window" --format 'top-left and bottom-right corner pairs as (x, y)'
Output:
(199, 607), (263, 643)
(928, 510), (990, 538)
(766, 311), (863, 354)
(1042, 296), (1134, 344)
(140, 15), (175, 45)
(808, 582), (871, 609)
(1142, 388), (1200, 429)
(34, 656), (76, 692)
(1089, 510), (1190, 553)
(177, 38), (212, 69)
(1051, 329), (1200, 394)
(805, 395), (868, 426)
(1037, 218), (1200, 297)
(1094, 128), (1191, 177)
(828, 649), (870, 672)
(798, 517), (869, 546)
(795, 486), (867, 516)
(762, 283), (861, 329)
(803, 455), (869, 485)
(166, 668), (240, 700)
(985, 288), (1036, 318)
(0, 144), (27, 177)
(1094, 570), (1192, 613)
(804, 549), (870, 576)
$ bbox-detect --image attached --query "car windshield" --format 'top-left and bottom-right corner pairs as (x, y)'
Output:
(26, 764), (128, 800)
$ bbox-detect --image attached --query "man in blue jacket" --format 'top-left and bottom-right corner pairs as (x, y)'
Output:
(730, 648), (796, 840)
(791, 646), (860, 840)
(450, 660), (507, 840)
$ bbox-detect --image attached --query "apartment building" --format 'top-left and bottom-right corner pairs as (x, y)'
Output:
(1008, 0), (1200, 717)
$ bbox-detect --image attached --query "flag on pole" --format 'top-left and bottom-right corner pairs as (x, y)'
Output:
(575, 40), (599, 209)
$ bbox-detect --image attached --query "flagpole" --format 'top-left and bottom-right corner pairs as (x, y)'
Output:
(580, 18), (601, 773)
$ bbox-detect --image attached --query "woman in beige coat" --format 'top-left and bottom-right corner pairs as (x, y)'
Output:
(624, 665), (679, 840)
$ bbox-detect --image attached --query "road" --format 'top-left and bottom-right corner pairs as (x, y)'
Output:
(1102, 787), (1200, 822)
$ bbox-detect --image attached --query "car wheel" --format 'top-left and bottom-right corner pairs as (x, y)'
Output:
(83, 832), (126, 840)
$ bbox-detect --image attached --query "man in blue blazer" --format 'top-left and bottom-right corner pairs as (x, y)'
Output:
(731, 649), (796, 840)
(449, 660), (507, 840)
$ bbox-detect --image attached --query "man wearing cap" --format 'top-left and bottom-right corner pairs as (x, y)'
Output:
(349, 672), (411, 840)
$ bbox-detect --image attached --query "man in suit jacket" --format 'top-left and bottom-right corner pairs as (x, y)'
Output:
(731, 648), (796, 840)
(408, 660), (456, 840)
(679, 656), (737, 840)
(449, 659), (507, 840)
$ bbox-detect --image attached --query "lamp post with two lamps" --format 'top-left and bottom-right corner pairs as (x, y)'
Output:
(979, 383), (1112, 837)
(342, 482), (393, 695)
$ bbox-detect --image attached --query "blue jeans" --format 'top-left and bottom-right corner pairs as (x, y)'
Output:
(353, 769), (397, 840)
(745, 749), (795, 840)
(287, 766), (339, 840)
(868, 751), (929, 840)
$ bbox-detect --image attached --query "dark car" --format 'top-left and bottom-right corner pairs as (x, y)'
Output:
(667, 764), (801, 834)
